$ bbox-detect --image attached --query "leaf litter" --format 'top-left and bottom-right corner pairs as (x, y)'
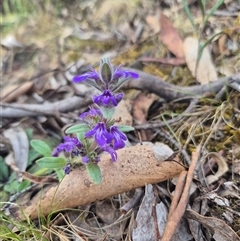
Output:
(1, 0), (240, 240)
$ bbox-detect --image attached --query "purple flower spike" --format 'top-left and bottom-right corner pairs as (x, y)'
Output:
(73, 58), (138, 92)
(93, 90), (123, 108)
(102, 145), (117, 162)
(52, 136), (81, 157)
(85, 122), (112, 146)
(64, 164), (71, 175)
(109, 126), (127, 149)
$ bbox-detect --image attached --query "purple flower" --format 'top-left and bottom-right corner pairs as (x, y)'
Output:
(112, 66), (139, 80)
(93, 90), (123, 108)
(73, 58), (139, 92)
(79, 107), (103, 124)
(85, 122), (112, 146)
(109, 126), (127, 149)
(73, 69), (99, 82)
(95, 156), (100, 163)
(102, 145), (117, 162)
(79, 106), (103, 120)
(82, 156), (90, 164)
(52, 136), (81, 157)
(63, 164), (71, 174)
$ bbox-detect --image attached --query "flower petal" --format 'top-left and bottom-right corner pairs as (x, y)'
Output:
(52, 136), (81, 156)
(85, 123), (111, 147)
(73, 71), (100, 83)
(63, 164), (71, 174)
(93, 90), (123, 108)
(109, 126), (127, 150)
(82, 156), (90, 164)
(102, 145), (117, 162)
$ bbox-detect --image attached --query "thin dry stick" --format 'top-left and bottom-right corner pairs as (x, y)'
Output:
(161, 145), (201, 241)
(0, 96), (92, 118)
(120, 188), (144, 214)
(168, 171), (187, 218)
(123, 70), (240, 101)
(1, 72), (239, 118)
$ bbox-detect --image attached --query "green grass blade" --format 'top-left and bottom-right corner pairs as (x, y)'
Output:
(182, 0), (198, 34)
(204, 0), (224, 25)
(198, 0), (206, 18)
(196, 31), (223, 71)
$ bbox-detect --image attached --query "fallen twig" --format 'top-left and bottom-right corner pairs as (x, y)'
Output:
(1, 72), (239, 118)
(0, 96), (92, 118)
(120, 188), (144, 214)
(123, 70), (240, 101)
(161, 145), (201, 241)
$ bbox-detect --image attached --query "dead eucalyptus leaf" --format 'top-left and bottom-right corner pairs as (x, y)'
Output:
(218, 64), (236, 76)
(146, 14), (160, 34)
(132, 184), (155, 241)
(10, 145), (185, 220)
(113, 99), (133, 126)
(159, 13), (184, 58)
(183, 37), (218, 84)
(132, 185), (192, 241)
(132, 93), (157, 140)
(186, 209), (240, 241)
(140, 56), (185, 66)
(2, 82), (33, 103)
(205, 152), (229, 185)
(3, 127), (29, 181)
(1, 35), (23, 48)
(96, 200), (125, 238)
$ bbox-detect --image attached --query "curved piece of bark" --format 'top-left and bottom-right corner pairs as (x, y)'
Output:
(11, 145), (185, 220)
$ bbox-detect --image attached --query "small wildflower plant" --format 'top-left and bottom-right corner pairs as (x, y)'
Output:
(32, 59), (138, 184)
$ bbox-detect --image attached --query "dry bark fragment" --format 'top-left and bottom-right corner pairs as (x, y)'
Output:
(10, 145), (185, 220)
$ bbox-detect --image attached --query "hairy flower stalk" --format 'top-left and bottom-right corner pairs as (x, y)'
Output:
(51, 59), (138, 181)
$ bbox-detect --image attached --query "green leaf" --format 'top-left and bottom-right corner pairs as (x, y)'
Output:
(100, 59), (112, 82)
(65, 123), (90, 134)
(196, 31), (223, 72)
(182, 0), (198, 34)
(117, 125), (134, 132)
(86, 163), (102, 184)
(28, 164), (51, 176)
(25, 128), (33, 142)
(204, 0), (224, 26)
(4, 180), (30, 194)
(199, 0), (206, 17)
(30, 140), (52, 157)
(0, 190), (9, 208)
(0, 156), (9, 182)
(36, 157), (66, 169)
(100, 106), (115, 119)
(28, 149), (41, 166)
(18, 180), (30, 192)
(77, 132), (86, 142)
(55, 169), (65, 180)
